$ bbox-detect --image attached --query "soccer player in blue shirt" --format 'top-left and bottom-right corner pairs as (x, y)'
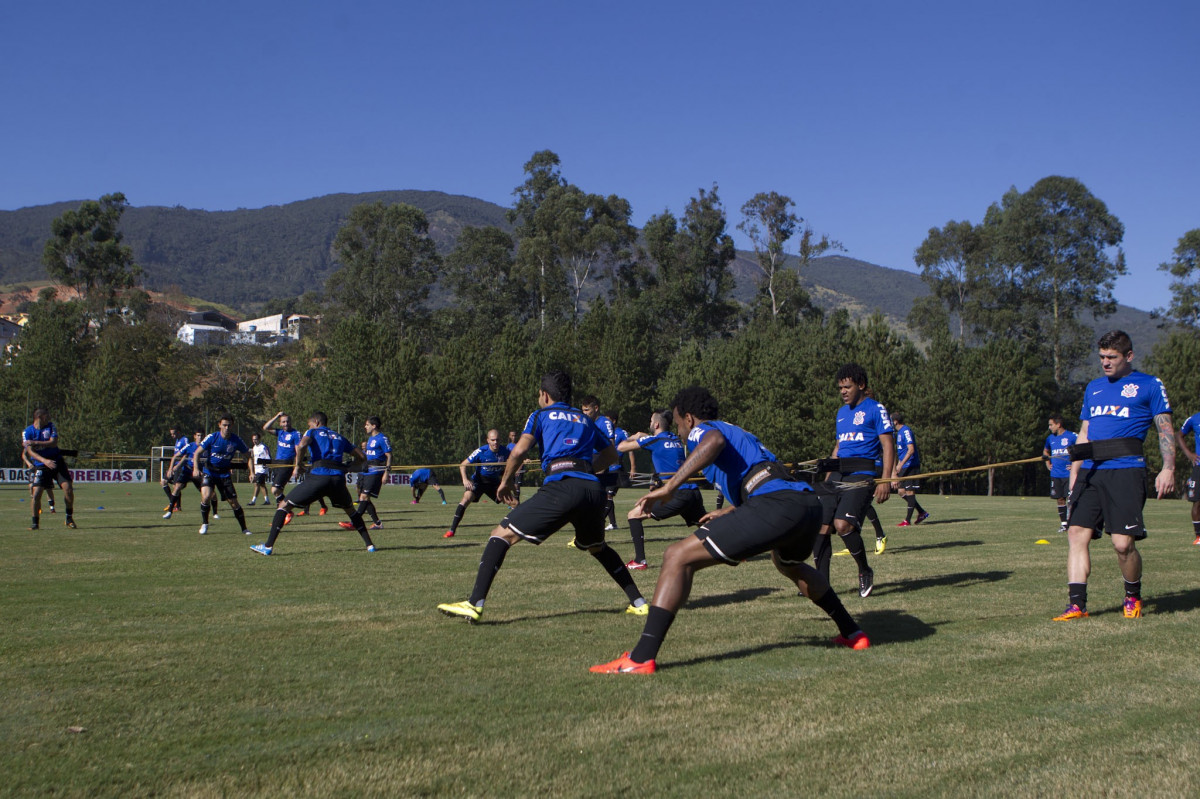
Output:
(1055, 331), (1175, 621)
(437, 371), (648, 622)
(591, 386), (869, 674)
(444, 429), (510, 538)
(813, 364), (894, 598)
(892, 412), (929, 529)
(22, 408), (75, 529)
(161, 426), (186, 510)
(193, 416), (253, 536)
(163, 429), (211, 520)
(409, 468), (446, 504)
(1173, 411), (1200, 546)
(264, 411), (327, 521)
(1042, 415), (1078, 533)
(339, 416), (390, 530)
(580, 397), (625, 530)
(251, 411), (376, 555)
(616, 410), (708, 569)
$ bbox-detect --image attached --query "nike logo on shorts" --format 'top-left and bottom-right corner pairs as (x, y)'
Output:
(1125, 524), (1139, 530)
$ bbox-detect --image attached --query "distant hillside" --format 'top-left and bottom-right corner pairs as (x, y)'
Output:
(0, 192), (1160, 351)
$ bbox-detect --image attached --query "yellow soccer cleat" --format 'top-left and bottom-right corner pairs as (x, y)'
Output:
(437, 600), (482, 623)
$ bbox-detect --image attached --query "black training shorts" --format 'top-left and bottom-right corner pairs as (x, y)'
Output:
(270, 466), (294, 490)
(649, 488), (707, 526)
(253, 471), (269, 486)
(696, 489), (822, 565)
(358, 471), (385, 498)
(285, 473), (354, 510)
(817, 473), (873, 527)
(1050, 476), (1070, 500)
(1067, 467), (1147, 540)
(201, 472), (239, 502)
(34, 457), (72, 489)
(1187, 465), (1200, 503)
(501, 477), (606, 546)
(468, 480), (502, 504)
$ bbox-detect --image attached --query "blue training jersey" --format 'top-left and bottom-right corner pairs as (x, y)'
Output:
(1180, 413), (1200, 465)
(363, 433), (391, 473)
(22, 423), (60, 459)
(608, 428), (629, 473)
(180, 441), (200, 470)
(687, 419), (810, 507)
(305, 426), (356, 476)
(199, 432), (249, 477)
(635, 431), (697, 491)
(410, 467), (432, 484)
(173, 435), (189, 455)
(521, 402), (611, 484)
(895, 425), (920, 473)
(835, 397), (892, 474)
(466, 444), (509, 482)
(271, 428), (303, 461)
(1080, 369), (1171, 470)
(1044, 430), (1077, 478)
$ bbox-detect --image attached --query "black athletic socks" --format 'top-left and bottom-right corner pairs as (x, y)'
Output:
(162, 484), (174, 501)
(630, 606), (676, 663)
(841, 530), (870, 571)
(905, 495), (917, 522)
(436, 488), (446, 502)
(347, 511), (373, 546)
(605, 494), (617, 528)
(201, 504), (210, 524)
(449, 503), (467, 533)
(812, 587), (860, 638)
(629, 517), (647, 563)
(266, 508), (289, 547)
(1058, 505), (1069, 524)
(813, 533), (832, 579)
(715, 491), (724, 510)
(356, 499), (378, 524)
(233, 507), (247, 530)
(1124, 580), (1141, 599)
(590, 545), (643, 603)
(865, 505), (884, 537)
(1192, 520), (1200, 538)
(1068, 582), (1087, 610)
(469, 537), (511, 606)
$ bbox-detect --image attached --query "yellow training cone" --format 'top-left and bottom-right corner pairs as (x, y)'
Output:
(1035, 539), (1051, 545)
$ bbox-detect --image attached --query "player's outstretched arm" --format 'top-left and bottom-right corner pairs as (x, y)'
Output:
(1155, 413), (1176, 499)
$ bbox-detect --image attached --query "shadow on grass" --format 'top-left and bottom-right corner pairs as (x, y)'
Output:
(661, 608), (938, 669)
(888, 539), (985, 554)
(483, 606), (634, 626)
(855, 608), (940, 645)
(685, 587), (782, 609)
(906, 517), (978, 526)
(873, 570), (1011, 596)
(1145, 588), (1200, 615)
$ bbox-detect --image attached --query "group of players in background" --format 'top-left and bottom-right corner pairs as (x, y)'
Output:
(19, 329), (1194, 672)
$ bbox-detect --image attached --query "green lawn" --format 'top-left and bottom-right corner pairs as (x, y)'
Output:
(3, 484), (1199, 797)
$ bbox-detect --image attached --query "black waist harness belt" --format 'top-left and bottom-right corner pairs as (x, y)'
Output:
(546, 457), (593, 475)
(815, 457), (876, 474)
(740, 461), (796, 499)
(312, 459), (347, 470)
(1068, 437), (1143, 462)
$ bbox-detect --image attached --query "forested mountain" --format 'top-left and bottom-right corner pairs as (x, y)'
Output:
(0, 191), (1159, 349)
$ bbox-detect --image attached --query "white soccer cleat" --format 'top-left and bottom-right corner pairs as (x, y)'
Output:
(198, 524), (209, 535)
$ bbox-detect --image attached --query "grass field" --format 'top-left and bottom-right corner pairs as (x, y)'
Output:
(3, 483), (1200, 797)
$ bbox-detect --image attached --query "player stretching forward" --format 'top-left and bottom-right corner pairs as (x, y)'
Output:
(252, 412), (376, 555)
(339, 416), (390, 531)
(616, 410), (708, 570)
(409, 468), (446, 504)
(1174, 410), (1200, 546)
(22, 408), (73, 529)
(443, 429), (509, 538)
(193, 416), (253, 536)
(437, 371), (648, 622)
(1054, 330), (1174, 621)
(813, 364), (894, 598)
(591, 386), (869, 674)
(1043, 415), (1077, 532)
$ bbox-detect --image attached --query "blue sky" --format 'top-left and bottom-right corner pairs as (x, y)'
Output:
(3, 1), (1196, 313)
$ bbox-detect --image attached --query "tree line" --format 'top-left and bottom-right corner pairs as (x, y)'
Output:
(3, 154), (1197, 495)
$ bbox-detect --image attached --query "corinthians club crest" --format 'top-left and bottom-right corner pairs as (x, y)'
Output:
(854, 411), (866, 425)
(1121, 383), (1138, 398)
